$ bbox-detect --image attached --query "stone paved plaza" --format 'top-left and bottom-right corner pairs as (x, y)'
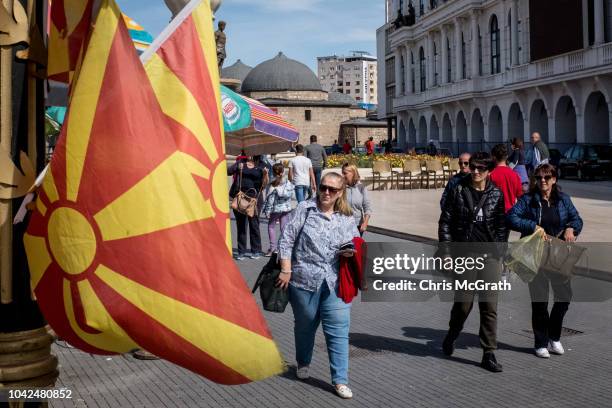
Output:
(48, 187), (612, 408)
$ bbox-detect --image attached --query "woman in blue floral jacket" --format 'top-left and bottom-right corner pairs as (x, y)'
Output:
(261, 163), (295, 256)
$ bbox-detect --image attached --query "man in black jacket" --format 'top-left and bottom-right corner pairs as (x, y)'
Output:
(438, 152), (507, 373)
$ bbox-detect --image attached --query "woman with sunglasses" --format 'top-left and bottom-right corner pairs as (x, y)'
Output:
(342, 163), (372, 236)
(507, 164), (583, 358)
(227, 156), (269, 260)
(277, 172), (359, 399)
(439, 152), (507, 373)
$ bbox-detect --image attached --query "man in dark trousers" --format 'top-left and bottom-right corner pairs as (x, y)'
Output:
(304, 134), (327, 189)
(438, 152), (507, 373)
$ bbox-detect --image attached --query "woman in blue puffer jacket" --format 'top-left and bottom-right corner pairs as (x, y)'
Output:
(507, 163), (583, 359)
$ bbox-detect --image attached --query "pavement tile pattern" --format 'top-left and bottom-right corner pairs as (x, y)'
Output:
(48, 226), (612, 408)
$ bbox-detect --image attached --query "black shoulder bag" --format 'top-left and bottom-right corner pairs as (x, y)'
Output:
(252, 207), (313, 313)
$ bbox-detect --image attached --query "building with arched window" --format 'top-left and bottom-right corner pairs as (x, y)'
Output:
(378, 0), (612, 154)
(490, 15), (501, 74)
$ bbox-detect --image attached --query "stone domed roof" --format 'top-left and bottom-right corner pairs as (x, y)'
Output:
(242, 52), (322, 93)
(221, 59), (253, 83)
(328, 91), (357, 105)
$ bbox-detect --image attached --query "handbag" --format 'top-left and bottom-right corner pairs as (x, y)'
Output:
(230, 167), (261, 217)
(231, 190), (258, 217)
(540, 232), (586, 278)
(251, 208), (313, 313)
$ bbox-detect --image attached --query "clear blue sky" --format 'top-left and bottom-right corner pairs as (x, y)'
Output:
(115, 0), (384, 71)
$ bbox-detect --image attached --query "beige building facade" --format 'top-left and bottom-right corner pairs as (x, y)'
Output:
(317, 53), (379, 106)
(378, 0), (612, 155)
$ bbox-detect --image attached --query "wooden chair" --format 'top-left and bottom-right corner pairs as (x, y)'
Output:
(424, 159), (446, 189)
(397, 159), (423, 189)
(371, 160), (398, 190)
(444, 158), (460, 181)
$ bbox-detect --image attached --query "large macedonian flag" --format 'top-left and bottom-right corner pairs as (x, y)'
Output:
(25, 0), (284, 384)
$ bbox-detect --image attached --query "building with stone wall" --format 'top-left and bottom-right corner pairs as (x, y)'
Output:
(377, 0), (612, 155)
(241, 52), (387, 147)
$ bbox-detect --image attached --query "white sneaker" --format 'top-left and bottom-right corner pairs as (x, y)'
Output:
(535, 347), (550, 358)
(335, 384), (353, 399)
(296, 365), (309, 380)
(548, 340), (565, 355)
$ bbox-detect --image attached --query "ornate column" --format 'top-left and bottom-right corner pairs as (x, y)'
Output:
(500, 1), (508, 71)
(441, 25), (449, 83)
(595, 0), (605, 45)
(0, 0), (59, 392)
(582, 0), (590, 48)
(454, 18), (463, 80)
(470, 11), (480, 78)
(394, 48), (403, 97)
(427, 31), (435, 87)
(405, 45), (414, 94)
(511, 0), (519, 65)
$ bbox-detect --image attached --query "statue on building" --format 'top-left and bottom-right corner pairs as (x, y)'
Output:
(407, 1), (416, 26)
(215, 20), (227, 71)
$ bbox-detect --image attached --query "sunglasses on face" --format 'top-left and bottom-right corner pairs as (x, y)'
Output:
(535, 175), (553, 182)
(460, 161), (470, 166)
(469, 164), (488, 173)
(319, 184), (341, 194)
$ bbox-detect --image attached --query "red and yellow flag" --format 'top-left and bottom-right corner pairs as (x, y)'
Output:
(47, 0), (94, 83)
(25, 0), (284, 384)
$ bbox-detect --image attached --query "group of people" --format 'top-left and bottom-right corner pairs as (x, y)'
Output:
(228, 134), (372, 259)
(229, 132), (583, 400)
(439, 133), (583, 374)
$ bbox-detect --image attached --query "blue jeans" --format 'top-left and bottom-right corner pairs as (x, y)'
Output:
(289, 284), (351, 385)
(295, 185), (309, 203)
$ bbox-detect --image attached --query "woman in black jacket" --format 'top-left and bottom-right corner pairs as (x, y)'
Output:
(228, 156), (269, 260)
(438, 152), (507, 373)
(507, 163), (583, 359)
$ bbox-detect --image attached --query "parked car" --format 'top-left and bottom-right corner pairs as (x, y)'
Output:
(558, 145), (612, 180)
(549, 148), (562, 168)
(413, 146), (452, 157)
(324, 144), (343, 155)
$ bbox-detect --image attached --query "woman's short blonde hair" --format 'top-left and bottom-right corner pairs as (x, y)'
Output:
(341, 163), (361, 182)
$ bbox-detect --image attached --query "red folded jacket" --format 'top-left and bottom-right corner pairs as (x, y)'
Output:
(338, 237), (366, 304)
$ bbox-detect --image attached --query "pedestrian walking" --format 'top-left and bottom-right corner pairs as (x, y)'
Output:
(342, 163), (372, 236)
(507, 163), (583, 359)
(490, 144), (523, 213)
(365, 137), (375, 155)
(228, 156), (268, 260)
(342, 140), (352, 154)
(439, 152), (507, 373)
(305, 134), (327, 189)
(277, 172), (359, 399)
(289, 144), (316, 203)
(440, 152), (471, 209)
(261, 163), (294, 257)
(528, 132), (550, 172)
(509, 137), (529, 193)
